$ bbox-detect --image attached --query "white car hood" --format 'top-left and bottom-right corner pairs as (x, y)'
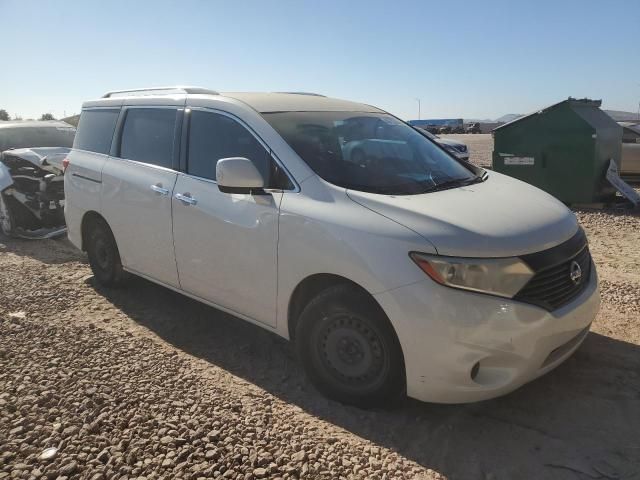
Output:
(347, 172), (579, 257)
(2, 147), (70, 171)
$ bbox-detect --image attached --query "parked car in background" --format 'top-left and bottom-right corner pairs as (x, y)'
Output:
(0, 148), (69, 238)
(619, 122), (640, 178)
(343, 138), (412, 165)
(0, 120), (75, 152)
(0, 121), (75, 238)
(65, 86), (599, 407)
(421, 129), (470, 161)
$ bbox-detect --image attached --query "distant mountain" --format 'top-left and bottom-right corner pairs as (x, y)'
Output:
(604, 110), (639, 122)
(495, 113), (524, 123)
(463, 118), (494, 123)
(476, 110), (638, 124)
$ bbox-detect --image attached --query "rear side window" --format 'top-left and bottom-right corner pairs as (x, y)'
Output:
(74, 109), (120, 154)
(187, 110), (271, 181)
(119, 108), (177, 168)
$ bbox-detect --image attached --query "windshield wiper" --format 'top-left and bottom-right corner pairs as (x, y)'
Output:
(341, 176), (484, 196)
(463, 174), (486, 185)
(424, 176), (481, 192)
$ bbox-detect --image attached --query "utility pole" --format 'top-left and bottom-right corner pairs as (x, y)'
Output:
(415, 98), (421, 120)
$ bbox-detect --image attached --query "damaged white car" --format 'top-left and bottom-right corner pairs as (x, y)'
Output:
(0, 147), (69, 238)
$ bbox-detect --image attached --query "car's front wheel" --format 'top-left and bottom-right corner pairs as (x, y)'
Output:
(295, 284), (405, 407)
(85, 217), (128, 287)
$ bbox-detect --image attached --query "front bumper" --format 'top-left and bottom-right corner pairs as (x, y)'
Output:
(374, 263), (599, 403)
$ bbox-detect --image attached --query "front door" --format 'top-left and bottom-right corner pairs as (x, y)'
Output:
(172, 109), (282, 326)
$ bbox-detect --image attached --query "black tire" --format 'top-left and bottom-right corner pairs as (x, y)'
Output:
(0, 193), (15, 237)
(295, 284), (405, 407)
(85, 217), (128, 287)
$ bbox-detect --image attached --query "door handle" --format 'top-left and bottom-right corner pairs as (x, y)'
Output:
(175, 192), (197, 205)
(150, 184), (170, 196)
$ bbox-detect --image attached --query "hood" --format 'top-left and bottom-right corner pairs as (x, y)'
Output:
(435, 138), (463, 148)
(1, 147), (70, 172)
(347, 172), (578, 257)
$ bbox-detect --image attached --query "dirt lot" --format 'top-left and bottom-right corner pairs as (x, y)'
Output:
(441, 134), (494, 167)
(2, 135), (639, 480)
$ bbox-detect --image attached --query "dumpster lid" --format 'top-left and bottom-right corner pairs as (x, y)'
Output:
(493, 97), (603, 131)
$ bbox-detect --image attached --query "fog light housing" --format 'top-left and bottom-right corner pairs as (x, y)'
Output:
(470, 362), (480, 381)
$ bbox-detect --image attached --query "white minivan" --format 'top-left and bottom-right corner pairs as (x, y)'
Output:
(65, 87), (599, 407)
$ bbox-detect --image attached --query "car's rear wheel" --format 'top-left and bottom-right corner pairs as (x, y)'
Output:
(85, 217), (128, 287)
(295, 284), (405, 407)
(0, 193), (15, 237)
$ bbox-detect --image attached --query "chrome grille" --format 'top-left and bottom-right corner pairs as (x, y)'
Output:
(515, 232), (592, 311)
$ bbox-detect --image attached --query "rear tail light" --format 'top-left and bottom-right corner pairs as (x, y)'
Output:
(62, 158), (70, 172)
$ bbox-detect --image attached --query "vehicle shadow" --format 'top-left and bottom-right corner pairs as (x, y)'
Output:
(96, 275), (640, 480)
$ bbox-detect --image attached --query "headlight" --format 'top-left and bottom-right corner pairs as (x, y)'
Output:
(409, 252), (534, 298)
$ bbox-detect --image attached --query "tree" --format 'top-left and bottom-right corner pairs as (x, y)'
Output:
(0, 109), (9, 121)
(40, 113), (56, 121)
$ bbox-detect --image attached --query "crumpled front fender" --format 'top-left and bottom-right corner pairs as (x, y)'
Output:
(0, 162), (14, 192)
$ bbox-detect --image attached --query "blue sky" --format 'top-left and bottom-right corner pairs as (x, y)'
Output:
(1, 0), (638, 121)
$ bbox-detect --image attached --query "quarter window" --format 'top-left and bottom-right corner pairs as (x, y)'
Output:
(187, 110), (271, 182)
(119, 108), (177, 168)
(74, 109), (119, 154)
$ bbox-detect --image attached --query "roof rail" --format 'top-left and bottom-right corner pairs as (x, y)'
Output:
(276, 91), (326, 97)
(102, 86), (219, 98)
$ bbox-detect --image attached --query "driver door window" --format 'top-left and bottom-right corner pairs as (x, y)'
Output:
(187, 110), (271, 181)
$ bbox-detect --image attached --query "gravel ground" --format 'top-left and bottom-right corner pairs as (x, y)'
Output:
(2, 134), (640, 479)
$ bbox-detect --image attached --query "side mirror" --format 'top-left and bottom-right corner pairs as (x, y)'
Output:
(216, 157), (266, 194)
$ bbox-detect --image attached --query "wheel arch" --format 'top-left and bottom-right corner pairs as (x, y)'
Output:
(80, 210), (109, 251)
(287, 273), (399, 345)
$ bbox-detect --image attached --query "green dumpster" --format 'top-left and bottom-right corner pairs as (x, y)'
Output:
(492, 98), (622, 204)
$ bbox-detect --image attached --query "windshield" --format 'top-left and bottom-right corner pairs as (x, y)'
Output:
(263, 112), (476, 195)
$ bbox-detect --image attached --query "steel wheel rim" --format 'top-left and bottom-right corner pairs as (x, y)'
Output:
(318, 314), (388, 388)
